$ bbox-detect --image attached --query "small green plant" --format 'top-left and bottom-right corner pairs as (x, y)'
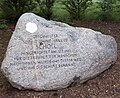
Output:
(0, 20), (7, 29)
(35, 0), (56, 20)
(63, 0), (92, 20)
(97, 0), (116, 21)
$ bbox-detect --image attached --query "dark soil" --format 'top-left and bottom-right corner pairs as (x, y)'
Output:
(0, 21), (120, 98)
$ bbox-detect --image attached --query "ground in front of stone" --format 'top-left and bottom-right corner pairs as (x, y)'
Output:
(0, 21), (120, 98)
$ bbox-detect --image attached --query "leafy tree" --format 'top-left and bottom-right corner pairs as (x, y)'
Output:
(63, 0), (92, 20)
(97, 0), (116, 21)
(0, 0), (35, 22)
(35, 0), (56, 20)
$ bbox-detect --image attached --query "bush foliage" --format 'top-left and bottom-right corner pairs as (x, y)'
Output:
(0, 19), (7, 29)
(0, 0), (120, 22)
(35, 0), (56, 20)
(63, 0), (92, 20)
(96, 0), (116, 21)
(0, 0), (35, 22)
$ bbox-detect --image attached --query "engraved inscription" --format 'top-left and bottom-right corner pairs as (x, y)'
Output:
(11, 34), (80, 70)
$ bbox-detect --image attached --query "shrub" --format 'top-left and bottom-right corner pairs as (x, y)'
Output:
(0, 0), (35, 22)
(112, 0), (120, 21)
(97, 0), (116, 21)
(35, 0), (56, 20)
(85, 3), (101, 21)
(0, 19), (7, 29)
(53, 1), (70, 22)
(63, 0), (92, 20)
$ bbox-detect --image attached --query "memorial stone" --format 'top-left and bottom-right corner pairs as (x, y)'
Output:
(1, 13), (117, 91)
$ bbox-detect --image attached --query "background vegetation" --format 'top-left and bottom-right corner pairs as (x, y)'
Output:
(0, 0), (120, 27)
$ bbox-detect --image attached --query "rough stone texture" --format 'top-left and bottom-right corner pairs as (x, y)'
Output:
(1, 13), (117, 91)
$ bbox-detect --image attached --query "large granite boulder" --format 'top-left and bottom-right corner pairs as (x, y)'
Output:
(1, 13), (117, 91)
